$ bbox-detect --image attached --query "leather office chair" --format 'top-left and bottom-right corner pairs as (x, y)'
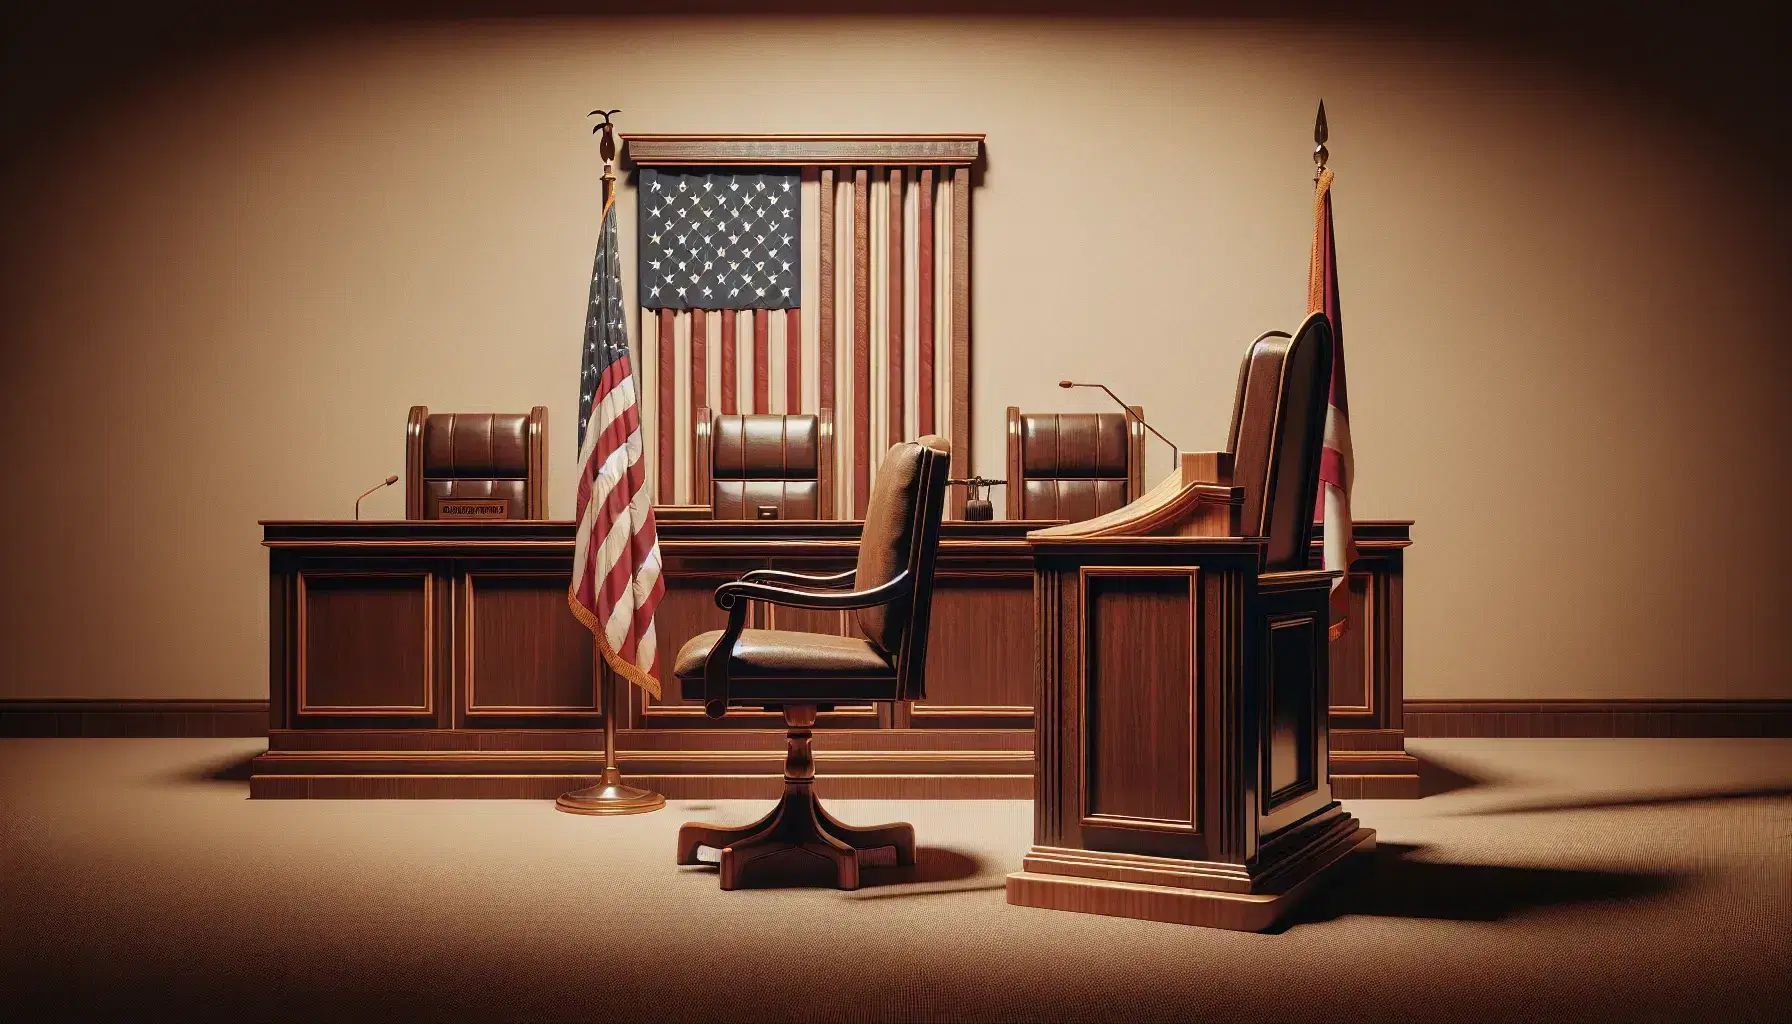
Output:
(672, 436), (952, 891)
(405, 407), (548, 520)
(1004, 407), (1146, 521)
(694, 407), (835, 519)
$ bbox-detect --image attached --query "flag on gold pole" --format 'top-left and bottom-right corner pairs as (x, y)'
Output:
(1309, 102), (1358, 642)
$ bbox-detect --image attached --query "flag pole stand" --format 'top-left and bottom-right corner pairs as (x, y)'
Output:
(556, 668), (665, 816)
(555, 107), (663, 817)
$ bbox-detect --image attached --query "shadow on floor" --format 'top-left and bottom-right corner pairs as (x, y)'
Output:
(167, 748), (262, 786)
(1285, 842), (1684, 927)
(679, 845), (987, 894)
(1448, 785), (1792, 817)
(1415, 750), (1496, 797)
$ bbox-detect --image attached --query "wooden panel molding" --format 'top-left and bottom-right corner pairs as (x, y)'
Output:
(1405, 700), (1792, 738)
(623, 134), (984, 167)
(1079, 567), (1199, 834)
(296, 571), (434, 716)
(462, 573), (599, 718)
(0, 700), (268, 738)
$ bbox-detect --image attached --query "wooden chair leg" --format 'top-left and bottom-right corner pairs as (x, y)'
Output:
(676, 704), (915, 890)
(815, 802), (917, 866)
(675, 802), (782, 865)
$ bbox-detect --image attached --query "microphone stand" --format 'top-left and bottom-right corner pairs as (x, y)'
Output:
(354, 475), (399, 520)
(1058, 380), (1179, 463)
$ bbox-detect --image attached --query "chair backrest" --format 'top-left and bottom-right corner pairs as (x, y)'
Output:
(405, 407), (547, 520)
(1224, 313), (1334, 572)
(695, 408), (834, 519)
(1005, 408), (1146, 521)
(854, 436), (951, 701)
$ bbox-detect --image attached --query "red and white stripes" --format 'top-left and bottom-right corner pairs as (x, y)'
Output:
(645, 166), (964, 516)
(569, 351), (665, 695)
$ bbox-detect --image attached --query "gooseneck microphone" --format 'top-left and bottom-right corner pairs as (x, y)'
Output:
(355, 475), (400, 520)
(1058, 380), (1180, 462)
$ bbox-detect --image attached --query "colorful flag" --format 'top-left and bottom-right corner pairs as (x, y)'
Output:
(1309, 165), (1358, 642)
(569, 173), (666, 696)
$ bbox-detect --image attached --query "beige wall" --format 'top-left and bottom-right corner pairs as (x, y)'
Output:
(2, 17), (1787, 701)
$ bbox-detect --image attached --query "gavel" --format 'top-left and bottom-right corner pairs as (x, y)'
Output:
(948, 476), (1006, 521)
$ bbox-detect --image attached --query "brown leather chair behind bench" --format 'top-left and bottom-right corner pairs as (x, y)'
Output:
(694, 407), (834, 520)
(1004, 407), (1146, 522)
(405, 406), (548, 520)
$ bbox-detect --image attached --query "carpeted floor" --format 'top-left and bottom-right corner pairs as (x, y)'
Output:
(3, 738), (1789, 1022)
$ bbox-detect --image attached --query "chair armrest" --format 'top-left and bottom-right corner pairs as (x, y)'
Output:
(700, 570), (914, 718)
(714, 571), (912, 612)
(737, 567), (857, 589)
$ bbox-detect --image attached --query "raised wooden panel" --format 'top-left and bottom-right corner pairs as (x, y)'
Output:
(297, 572), (432, 716)
(1327, 572), (1373, 716)
(1264, 615), (1320, 810)
(464, 574), (597, 716)
(1079, 568), (1197, 832)
(644, 575), (734, 714)
(914, 573), (1033, 723)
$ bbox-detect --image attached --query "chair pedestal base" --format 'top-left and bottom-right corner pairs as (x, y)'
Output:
(676, 705), (915, 891)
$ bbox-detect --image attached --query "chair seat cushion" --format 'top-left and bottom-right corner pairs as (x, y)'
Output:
(673, 629), (896, 680)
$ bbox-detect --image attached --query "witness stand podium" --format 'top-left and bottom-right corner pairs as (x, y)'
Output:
(1007, 317), (1374, 931)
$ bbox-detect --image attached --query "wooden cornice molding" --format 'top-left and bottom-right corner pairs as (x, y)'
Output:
(622, 133), (984, 167)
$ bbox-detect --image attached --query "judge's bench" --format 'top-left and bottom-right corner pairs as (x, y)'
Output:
(251, 514), (1413, 799)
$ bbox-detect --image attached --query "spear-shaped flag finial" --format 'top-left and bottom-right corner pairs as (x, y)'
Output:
(1313, 99), (1329, 180)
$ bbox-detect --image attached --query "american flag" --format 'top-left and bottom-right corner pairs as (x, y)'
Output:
(569, 173), (665, 697)
(637, 163), (966, 515)
(1310, 163), (1358, 642)
(639, 168), (800, 310)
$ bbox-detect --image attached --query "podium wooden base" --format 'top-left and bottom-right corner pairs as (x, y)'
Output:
(1006, 824), (1375, 932)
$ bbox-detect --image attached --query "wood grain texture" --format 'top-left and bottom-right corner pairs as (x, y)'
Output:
(297, 572), (433, 716)
(1018, 329), (1366, 926)
(1007, 824), (1374, 933)
(913, 573), (1034, 727)
(1082, 571), (1194, 827)
(720, 311), (738, 416)
(0, 700), (268, 738)
(950, 166), (971, 517)
(888, 166), (905, 445)
(15, 696), (1785, 743)
(818, 168), (836, 422)
(463, 574), (598, 717)
(251, 519), (1428, 804)
(689, 311), (707, 494)
(1405, 700), (1792, 738)
(623, 134), (983, 167)
(657, 308), (677, 505)
(786, 307), (802, 413)
(917, 167), (935, 435)
(853, 168), (871, 516)
(749, 311), (767, 413)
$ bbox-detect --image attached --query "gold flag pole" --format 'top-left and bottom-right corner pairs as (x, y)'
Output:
(557, 110), (666, 817)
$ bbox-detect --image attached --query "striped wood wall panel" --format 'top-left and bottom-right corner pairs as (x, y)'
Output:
(625, 135), (980, 517)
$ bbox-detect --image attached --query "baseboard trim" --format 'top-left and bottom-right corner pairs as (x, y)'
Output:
(1404, 699), (1792, 738)
(6, 698), (1788, 741)
(0, 699), (269, 738)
